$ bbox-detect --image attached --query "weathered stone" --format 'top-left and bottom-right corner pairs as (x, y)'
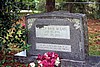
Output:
(26, 11), (88, 61)
(61, 59), (85, 67)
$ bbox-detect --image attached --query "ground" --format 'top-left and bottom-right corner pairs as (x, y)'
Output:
(88, 19), (100, 55)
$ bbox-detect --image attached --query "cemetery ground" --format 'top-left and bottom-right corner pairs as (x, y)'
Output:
(0, 19), (100, 66)
(88, 19), (100, 55)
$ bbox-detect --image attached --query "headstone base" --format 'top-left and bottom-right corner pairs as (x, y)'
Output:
(61, 56), (100, 67)
(88, 56), (100, 67)
(61, 59), (91, 67)
(14, 55), (36, 63)
(14, 56), (100, 67)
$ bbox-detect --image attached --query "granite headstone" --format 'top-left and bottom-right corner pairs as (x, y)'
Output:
(26, 11), (88, 61)
(14, 11), (100, 67)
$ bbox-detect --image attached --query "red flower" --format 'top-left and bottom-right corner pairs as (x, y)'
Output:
(37, 54), (42, 60)
(37, 52), (60, 67)
(22, 23), (26, 28)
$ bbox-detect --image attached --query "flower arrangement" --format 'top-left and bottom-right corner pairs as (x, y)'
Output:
(29, 52), (60, 67)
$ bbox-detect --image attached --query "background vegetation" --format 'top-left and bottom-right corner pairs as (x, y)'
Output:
(13, 0), (100, 18)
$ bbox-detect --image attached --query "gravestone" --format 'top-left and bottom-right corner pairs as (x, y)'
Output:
(14, 11), (100, 67)
(26, 11), (88, 62)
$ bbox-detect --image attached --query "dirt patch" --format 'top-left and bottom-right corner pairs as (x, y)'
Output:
(88, 19), (100, 34)
(88, 19), (100, 45)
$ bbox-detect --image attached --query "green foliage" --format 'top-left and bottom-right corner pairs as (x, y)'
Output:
(55, 0), (100, 19)
(89, 45), (100, 56)
(0, 0), (30, 66)
(0, 0), (29, 54)
(0, 59), (6, 64)
(6, 66), (11, 67)
(6, 24), (27, 52)
(10, 0), (99, 19)
(0, 0), (18, 52)
(89, 30), (100, 55)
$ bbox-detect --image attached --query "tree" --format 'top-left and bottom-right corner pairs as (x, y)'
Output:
(67, 0), (74, 12)
(46, 0), (55, 12)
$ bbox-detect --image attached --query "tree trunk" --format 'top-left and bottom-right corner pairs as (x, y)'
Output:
(66, 0), (74, 13)
(46, 0), (55, 12)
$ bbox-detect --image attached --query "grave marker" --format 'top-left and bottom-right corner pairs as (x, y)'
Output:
(26, 11), (88, 61)
(15, 11), (100, 67)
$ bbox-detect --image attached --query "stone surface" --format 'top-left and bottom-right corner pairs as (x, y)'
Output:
(88, 56), (100, 66)
(61, 56), (100, 67)
(61, 59), (86, 67)
(26, 11), (88, 61)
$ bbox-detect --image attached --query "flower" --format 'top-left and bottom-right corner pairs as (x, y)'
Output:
(22, 23), (26, 28)
(55, 57), (60, 66)
(37, 52), (60, 67)
(29, 62), (35, 67)
(29, 52), (60, 67)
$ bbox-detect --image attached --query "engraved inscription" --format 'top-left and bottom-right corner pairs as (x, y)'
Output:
(36, 25), (70, 39)
(36, 43), (71, 52)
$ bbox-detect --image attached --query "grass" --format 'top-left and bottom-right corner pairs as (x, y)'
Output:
(89, 45), (100, 56)
(88, 30), (100, 56)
